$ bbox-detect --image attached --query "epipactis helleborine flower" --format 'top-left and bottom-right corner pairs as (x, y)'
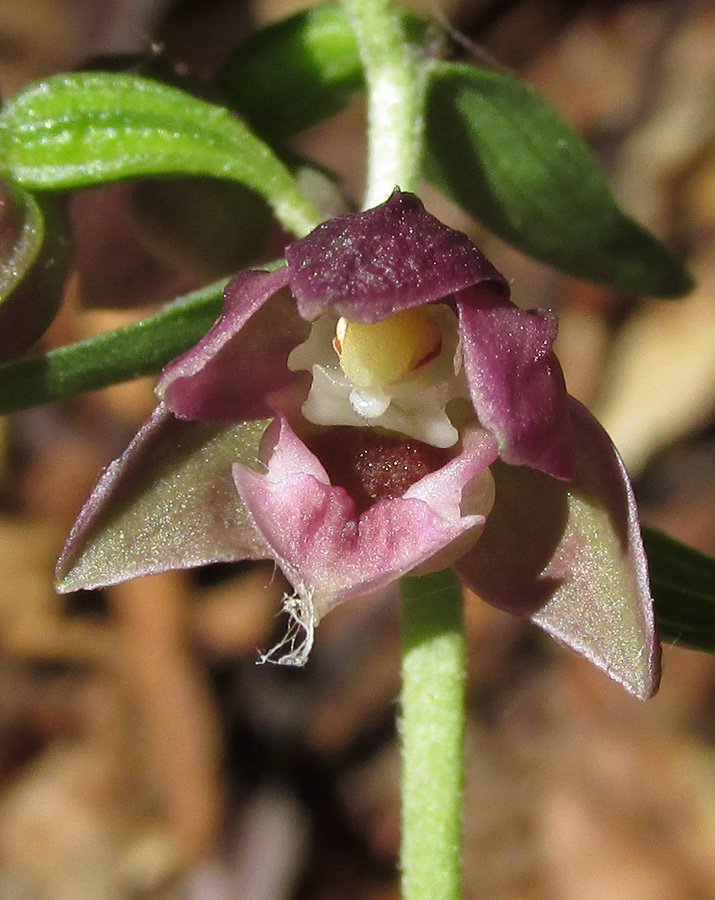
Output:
(56, 191), (660, 698)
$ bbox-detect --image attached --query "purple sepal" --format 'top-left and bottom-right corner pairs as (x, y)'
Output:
(455, 398), (659, 699)
(456, 287), (575, 480)
(158, 266), (307, 421)
(285, 190), (508, 323)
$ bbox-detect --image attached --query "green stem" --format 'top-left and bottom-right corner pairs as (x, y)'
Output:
(400, 569), (465, 900)
(0, 278), (227, 414)
(341, 0), (425, 206)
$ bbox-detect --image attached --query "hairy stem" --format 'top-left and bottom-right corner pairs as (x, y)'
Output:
(341, 0), (426, 206)
(400, 568), (465, 900)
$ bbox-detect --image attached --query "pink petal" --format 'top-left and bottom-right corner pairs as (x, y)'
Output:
(455, 398), (659, 699)
(456, 286), (574, 480)
(232, 417), (499, 620)
(158, 266), (308, 421)
(285, 190), (507, 323)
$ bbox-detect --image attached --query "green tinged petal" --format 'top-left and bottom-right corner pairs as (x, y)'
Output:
(56, 405), (271, 592)
(456, 400), (659, 699)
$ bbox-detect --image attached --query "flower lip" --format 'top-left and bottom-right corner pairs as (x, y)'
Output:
(232, 414), (499, 622)
(304, 426), (454, 515)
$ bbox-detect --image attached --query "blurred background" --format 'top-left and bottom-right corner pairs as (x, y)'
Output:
(1, 0), (714, 897)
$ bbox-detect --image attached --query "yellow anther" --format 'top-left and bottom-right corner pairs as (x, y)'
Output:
(333, 307), (442, 390)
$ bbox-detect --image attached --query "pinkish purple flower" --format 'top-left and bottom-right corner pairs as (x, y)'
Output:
(56, 191), (659, 698)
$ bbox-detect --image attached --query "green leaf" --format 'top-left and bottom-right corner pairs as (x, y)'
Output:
(217, 3), (363, 140)
(217, 2), (429, 141)
(0, 277), (227, 414)
(0, 178), (71, 361)
(424, 63), (693, 298)
(646, 527), (715, 653)
(0, 72), (321, 237)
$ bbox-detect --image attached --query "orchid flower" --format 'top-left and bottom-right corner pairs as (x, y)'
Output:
(56, 191), (660, 699)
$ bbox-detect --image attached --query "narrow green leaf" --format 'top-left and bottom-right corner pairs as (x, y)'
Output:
(645, 527), (715, 653)
(0, 72), (321, 237)
(424, 63), (693, 298)
(0, 278), (227, 414)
